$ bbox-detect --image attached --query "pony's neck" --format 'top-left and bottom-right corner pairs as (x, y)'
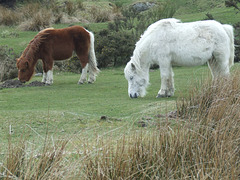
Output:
(131, 55), (151, 73)
(22, 40), (40, 68)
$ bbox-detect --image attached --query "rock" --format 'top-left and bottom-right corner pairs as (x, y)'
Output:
(132, 2), (156, 12)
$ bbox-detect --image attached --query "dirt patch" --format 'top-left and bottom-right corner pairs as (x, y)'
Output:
(0, 79), (48, 89)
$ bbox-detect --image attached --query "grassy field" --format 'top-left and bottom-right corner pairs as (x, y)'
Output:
(0, 66), (212, 146)
(1, 65), (239, 179)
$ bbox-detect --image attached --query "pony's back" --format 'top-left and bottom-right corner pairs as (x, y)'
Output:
(140, 18), (181, 40)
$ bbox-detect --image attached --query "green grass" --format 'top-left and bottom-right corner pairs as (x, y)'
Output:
(0, 66), (211, 146)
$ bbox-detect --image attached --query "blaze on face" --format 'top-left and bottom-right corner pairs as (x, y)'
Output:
(124, 62), (148, 98)
(16, 58), (34, 83)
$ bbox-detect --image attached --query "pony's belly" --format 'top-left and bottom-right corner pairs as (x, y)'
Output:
(172, 57), (207, 66)
(171, 53), (211, 66)
(53, 51), (73, 60)
(171, 47), (213, 66)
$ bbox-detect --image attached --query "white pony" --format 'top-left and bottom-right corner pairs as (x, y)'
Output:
(124, 18), (235, 98)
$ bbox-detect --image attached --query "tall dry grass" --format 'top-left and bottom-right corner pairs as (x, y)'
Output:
(1, 70), (240, 179)
(1, 136), (68, 179)
(0, 6), (20, 26)
(0, 1), (119, 30)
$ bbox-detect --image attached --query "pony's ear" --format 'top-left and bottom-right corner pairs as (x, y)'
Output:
(131, 63), (136, 71)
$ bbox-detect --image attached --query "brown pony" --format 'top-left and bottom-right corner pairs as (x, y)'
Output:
(16, 26), (99, 84)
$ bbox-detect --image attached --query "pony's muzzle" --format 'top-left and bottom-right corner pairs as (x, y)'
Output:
(18, 79), (26, 83)
(130, 93), (138, 98)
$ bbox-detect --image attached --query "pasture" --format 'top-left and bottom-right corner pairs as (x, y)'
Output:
(1, 65), (240, 179)
(0, 66), (210, 146)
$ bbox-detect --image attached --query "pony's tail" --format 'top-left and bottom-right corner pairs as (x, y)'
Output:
(223, 24), (235, 68)
(88, 31), (100, 75)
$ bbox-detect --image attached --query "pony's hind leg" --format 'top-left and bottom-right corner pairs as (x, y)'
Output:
(77, 52), (97, 84)
(78, 64), (88, 84)
(208, 55), (230, 80)
(157, 65), (175, 98)
(87, 66), (97, 84)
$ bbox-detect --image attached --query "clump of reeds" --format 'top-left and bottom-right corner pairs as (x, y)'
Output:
(0, 5), (20, 26)
(78, 70), (240, 179)
(18, 8), (53, 31)
(1, 136), (68, 179)
(177, 70), (240, 120)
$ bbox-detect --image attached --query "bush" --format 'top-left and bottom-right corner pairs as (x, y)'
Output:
(95, 29), (135, 68)
(0, 5), (20, 26)
(0, 46), (18, 82)
(0, 0), (16, 8)
(234, 22), (240, 62)
(94, 2), (177, 68)
(225, 0), (240, 62)
(18, 8), (52, 31)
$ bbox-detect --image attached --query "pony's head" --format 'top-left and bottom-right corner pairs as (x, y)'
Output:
(124, 61), (149, 98)
(16, 57), (34, 83)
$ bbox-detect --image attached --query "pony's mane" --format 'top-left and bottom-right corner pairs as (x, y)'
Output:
(21, 28), (54, 59)
(130, 18), (181, 72)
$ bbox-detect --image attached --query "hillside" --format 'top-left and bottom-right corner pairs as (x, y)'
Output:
(174, 0), (240, 23)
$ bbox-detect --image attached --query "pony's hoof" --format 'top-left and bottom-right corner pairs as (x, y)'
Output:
(78, 81), (84, 85)
(45, 82), (53, 85)
(156, 94), (171, 98)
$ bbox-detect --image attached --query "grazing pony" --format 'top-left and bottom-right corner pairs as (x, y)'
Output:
(17, 26), (99, 84)
(124, 18), (235, 98)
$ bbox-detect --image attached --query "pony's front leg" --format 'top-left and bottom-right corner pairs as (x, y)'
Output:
(42, 72), (47, 83)
(78, 64), (88, 84)
(42, 70), (53, 84)
(157, 66), (175, 98)
(45, 70), (53, 84)
(42, 59), (53, 84)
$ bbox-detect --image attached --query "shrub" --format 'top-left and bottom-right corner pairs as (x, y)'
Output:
(225, 0), (240, 62)
(0, 0), (16, 8)
(65, 0), (76, 16)
(89, 5), (113, 23)
(0, 46), (18, 82)
(0, 5), (20, 26)
(234, 22), (240, 62)
(177, 71), (240, 120)
(95, 29), (135, 68)
(18, 8), (52, 31)
(94, 2), (177, 67)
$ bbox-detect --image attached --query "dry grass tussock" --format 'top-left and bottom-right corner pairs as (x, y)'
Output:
(0, 46), (18, 82)
(0, 1), (121, 31)
(1, 70), (240, 179)
(0, 6), (20, 26)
